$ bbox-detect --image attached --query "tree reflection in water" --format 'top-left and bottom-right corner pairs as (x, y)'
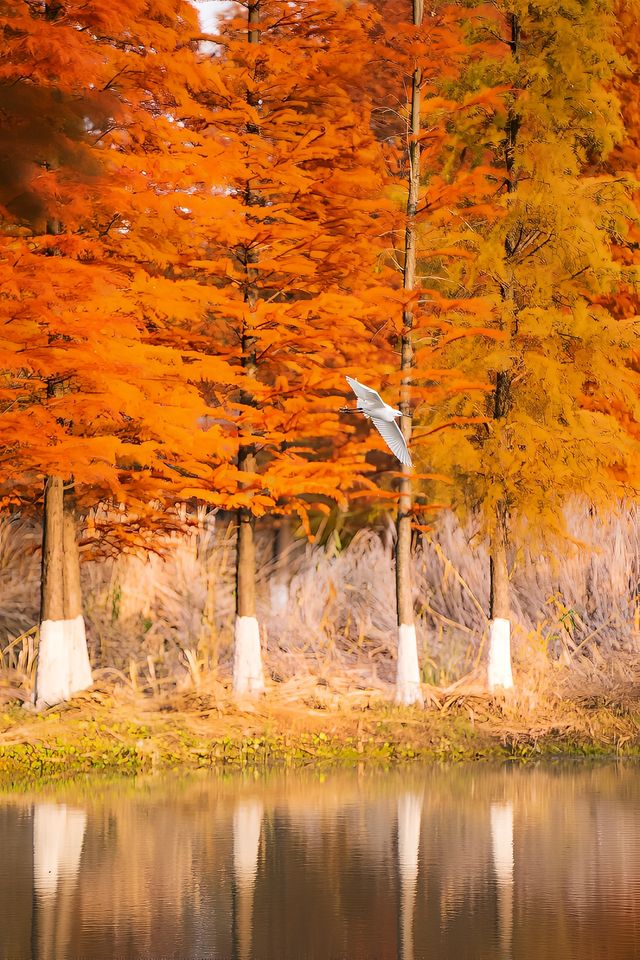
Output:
(32, 803), (87, 960)
(490, 801), (514, 959)
(232, 798), (263, 960)
(0, 764), (637, 960)
(397, 791), (422, 960)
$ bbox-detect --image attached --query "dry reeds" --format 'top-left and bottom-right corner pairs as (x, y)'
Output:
(0, 504), (638, 702)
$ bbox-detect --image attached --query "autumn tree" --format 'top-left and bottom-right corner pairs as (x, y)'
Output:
(364, 0), (501, 703)
(425, 0), (640, 689)
(0, 0), (242, 705)
(188, 0), (396, 694)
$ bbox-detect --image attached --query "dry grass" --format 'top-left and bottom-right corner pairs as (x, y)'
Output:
(0, 505), (639, 709)
(0, 671), (638, 781)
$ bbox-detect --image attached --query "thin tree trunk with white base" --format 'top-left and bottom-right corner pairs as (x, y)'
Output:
(486, 15), (520, 692)
(395, 0), (424, 707)
(232, 0), (265, 698)
(234, 510), (264, 695)
(487, 509), (513, 691)
(62, 492), (92, 694)
(35, 479), (92, 709)
(34, 242), (92, 708)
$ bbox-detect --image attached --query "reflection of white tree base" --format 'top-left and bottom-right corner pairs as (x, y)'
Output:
(233, 798), (264, 960)
(395, 624), (424, 706)
(233, 616), (265, 695)
(33, 803), (87, 897)
(487, 618), (514, 691)
(490, 801), (514, 955)
(35, 616), (93, 708)
(233, 799), (263, 888)
(490, 802), (514, 883)
(397, 792), (422, 960)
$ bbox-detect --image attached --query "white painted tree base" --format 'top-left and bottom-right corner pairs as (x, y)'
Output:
(487, 617), (514, 691)
(395, 623), (424, 706)
(233, 616), (265, 696)
(35, 616), (93, 709)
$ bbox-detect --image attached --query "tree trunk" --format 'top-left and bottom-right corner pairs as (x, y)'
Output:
(34, 219), (92, 707)
(40, 476), (65, 624)
(233, 0), (264, 696)
(36, 479), (93, 708)
(488, 508), (513, 690)
(234, 506), (264, 695)
(486, 12), (520, 693)
(35, 477), (93, 708)
(62, 488), (92, 696)
(270, 518), (294, 614)
(395, 0), (424, 706)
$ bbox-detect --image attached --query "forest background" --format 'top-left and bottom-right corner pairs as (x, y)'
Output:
(1, 0), (640, 750)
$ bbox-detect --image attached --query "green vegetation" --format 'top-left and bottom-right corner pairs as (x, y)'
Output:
(1, 687), (638, 783)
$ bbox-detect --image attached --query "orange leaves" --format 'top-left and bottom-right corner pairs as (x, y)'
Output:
(0, 1), (247, 527)
(0, 0), (513, 544)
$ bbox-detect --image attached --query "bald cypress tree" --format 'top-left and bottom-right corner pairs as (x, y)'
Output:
(427, 0), (640, 689)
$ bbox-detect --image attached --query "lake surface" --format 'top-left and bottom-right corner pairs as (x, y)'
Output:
(0, 762), (638, 960)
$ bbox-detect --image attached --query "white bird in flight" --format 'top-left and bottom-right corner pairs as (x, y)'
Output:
(345, 376), (412, 467)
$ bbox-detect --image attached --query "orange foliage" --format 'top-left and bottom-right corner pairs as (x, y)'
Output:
(0, 0), (246, 541)
(0, 0), (515, 546)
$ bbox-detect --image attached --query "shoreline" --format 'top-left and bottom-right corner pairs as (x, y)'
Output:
(0, 683), (638, 782)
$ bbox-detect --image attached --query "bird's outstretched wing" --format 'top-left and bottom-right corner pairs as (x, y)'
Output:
(371, 417), (412, 467)
(345, 376), (383, 405)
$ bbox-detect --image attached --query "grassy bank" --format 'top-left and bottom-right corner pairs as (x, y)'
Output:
(1, 677), (639, 782)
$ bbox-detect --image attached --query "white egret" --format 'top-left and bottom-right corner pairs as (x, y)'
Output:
(345, 377), (412, 467)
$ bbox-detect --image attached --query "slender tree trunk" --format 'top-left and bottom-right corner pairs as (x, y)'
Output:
(487, 12), (520, 692)
(236, 510), (257, 619)
(40, 476), (65, 624)
(35, 479), (93, 707)
(35, 217), (92, 706)
(234, 504), (263, 694)
(487, 505), (513, 690)
(395, 0), (424, 706)
(489, 522), (510, 621)
(233, 0), (264, 696)
(62, 487), (92, 694)
(35, 373), (92, 707)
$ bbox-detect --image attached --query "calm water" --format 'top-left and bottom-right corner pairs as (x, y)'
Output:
(0, 763), (638, 960)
